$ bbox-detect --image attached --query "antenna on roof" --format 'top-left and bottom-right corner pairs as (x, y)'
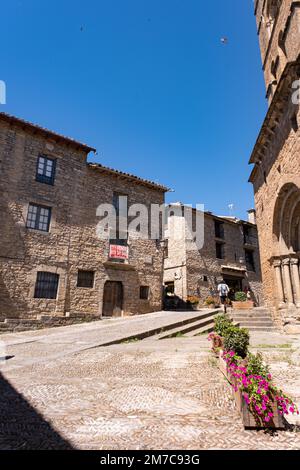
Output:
(228, 203), (234, 216)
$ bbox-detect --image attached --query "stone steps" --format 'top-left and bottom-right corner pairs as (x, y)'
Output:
(147, 310), (237, 340)
(101, 310), (221, 346)
(237, 321), (274, 327)
(185, 320), (240, 338)
(154, 315), (217, 340)
(229, 308), (276, 331)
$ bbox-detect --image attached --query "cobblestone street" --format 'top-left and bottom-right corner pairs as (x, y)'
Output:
(1, 316), (300, 450)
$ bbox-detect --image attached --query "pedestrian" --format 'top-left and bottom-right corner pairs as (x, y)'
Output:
(246, 288), (252, 301)
(217, 281), (230, 313)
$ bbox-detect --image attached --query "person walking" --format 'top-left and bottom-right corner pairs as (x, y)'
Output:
(217, 281), (230, 313)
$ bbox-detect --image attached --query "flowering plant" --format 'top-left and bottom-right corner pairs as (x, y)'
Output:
(187, 295), (200, 305)
(207, 332), (224, 354)
(205, 296), (216, 306)
(223, 351), (299, 424)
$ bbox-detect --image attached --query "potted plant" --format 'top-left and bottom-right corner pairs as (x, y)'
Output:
(207, 332), (223, 357)
(205, 296), (219, 308)
(222, 350), (299, 429)
(207, 313), (233, 357)
(186, 295), (200, 311)
(232, 291), (254, 310)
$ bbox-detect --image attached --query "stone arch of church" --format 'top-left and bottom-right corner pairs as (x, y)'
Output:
(272, 179), (300, 308)
(273, 182), (300, 254)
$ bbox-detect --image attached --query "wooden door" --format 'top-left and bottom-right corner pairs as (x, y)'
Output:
(102, 281), (123, 317)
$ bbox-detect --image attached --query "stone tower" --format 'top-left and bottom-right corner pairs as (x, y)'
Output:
(249, 1), (300, 332)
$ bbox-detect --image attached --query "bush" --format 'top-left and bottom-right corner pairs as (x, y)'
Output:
(214, 313), (232, 337)
(246, 352), (270, 378)
(234, 291), (247, 302)
(223, 326), (249, 358)
(205, 296), (215, 306)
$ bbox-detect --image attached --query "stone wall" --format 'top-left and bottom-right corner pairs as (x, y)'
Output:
(164, 209), (263, 307)
(250, 1), (300, 329)
(0, 117), (165, 319)
(255, 1), (300, 102)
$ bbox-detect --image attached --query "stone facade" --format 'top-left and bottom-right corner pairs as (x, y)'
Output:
(0, 113), (167, 320)
(164, 206), (263, 307)
(250, 1), (300, 330)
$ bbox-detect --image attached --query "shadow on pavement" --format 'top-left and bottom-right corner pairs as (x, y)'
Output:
(0, 372), (73, 450)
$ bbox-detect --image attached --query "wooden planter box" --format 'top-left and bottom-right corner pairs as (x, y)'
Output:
(232, 301), (254, 310)
(218, 352), (285, 430)
(232, 385), (285, 430)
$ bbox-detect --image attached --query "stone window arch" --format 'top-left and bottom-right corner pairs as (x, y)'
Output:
(265, 0), (282, 36)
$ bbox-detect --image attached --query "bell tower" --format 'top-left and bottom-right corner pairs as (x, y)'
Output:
(254, 0), (300, 104)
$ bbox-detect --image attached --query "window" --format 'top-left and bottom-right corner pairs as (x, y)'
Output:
(245, 249), (256, 272)
(215, 220), (225, 239)
(216, 242), (225, 260)
(36, 156), (56, 185)
(165, 282), (175, 296)
(77, 270), (95, 288)
(34, 272), (59, 299)
(140, 286), (150, 300)
(112, 192), (128, 243)
(26, 203), (51, 232)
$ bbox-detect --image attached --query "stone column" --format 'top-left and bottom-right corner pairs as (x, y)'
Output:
(273, 259), (285, 308)
(282, 258), (294, 308)
(290, 257), (300, 308)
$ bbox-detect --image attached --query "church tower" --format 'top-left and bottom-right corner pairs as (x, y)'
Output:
(254, 0), (300, 103)
(249, 1), (300, 332)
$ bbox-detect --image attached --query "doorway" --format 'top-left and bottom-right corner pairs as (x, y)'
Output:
(223, 276), (243, 301)
(102, 281), (123, 317)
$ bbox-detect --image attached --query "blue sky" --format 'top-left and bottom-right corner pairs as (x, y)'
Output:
(1, 0), (267, 219)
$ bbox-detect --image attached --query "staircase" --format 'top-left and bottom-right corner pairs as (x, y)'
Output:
(229, 307), (276, 332)
(147, 309), (221, 340)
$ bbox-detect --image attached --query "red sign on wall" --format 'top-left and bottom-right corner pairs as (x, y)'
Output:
(109, 244), (129, 260)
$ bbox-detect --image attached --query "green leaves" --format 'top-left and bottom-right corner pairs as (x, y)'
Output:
(223, 326), (250, 358)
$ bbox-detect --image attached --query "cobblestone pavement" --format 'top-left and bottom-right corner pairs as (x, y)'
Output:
(0, 311), (212, 371)
(1, 323), (300, 450)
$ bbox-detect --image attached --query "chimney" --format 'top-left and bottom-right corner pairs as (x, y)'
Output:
(247, 209), (256, 225)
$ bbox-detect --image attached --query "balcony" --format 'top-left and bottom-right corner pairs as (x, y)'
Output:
(243, 235), (258, 247)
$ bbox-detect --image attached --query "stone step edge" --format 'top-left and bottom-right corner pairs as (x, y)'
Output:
(87, 310), (221, 348)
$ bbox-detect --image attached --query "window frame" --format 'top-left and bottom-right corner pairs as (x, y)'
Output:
(26, 203), (52, 232)
(34, 271), (59, 299)
(214, 220), (225, 239)
(36, 155), (57, 185)
(245, 249), (256, 273)
(216, 241), (225, 260)
(77, 270), (95, 289)
(140, 286), (150, 300)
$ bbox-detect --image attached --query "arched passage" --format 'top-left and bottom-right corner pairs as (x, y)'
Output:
(272, 183), (300, 308)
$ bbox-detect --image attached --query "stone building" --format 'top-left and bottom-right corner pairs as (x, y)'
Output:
(249, 0), (300, 330)
(0, 112), (168, 320)
(164, 205), (263, 307)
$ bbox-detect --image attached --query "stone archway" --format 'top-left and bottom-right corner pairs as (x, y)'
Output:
(272, 183), (300, 312)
